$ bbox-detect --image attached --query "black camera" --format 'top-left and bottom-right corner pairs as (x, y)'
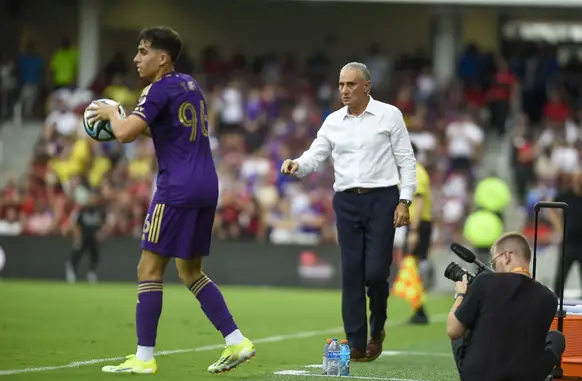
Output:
(444, 262), (476, 283)
(444, 243), (494, 283)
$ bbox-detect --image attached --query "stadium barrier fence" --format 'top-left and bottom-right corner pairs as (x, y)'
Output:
(0, 236), (343, 288)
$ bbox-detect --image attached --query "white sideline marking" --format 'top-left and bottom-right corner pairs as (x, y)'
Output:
(273, 371), (425, 381)
(381, 350), (450, 357)
(0, 314), (447, 376)
(302, 349), (451, 370)
(277, 342), (451, 380)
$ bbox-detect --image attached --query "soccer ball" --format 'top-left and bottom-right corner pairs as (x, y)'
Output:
(83, 99), (126, 142)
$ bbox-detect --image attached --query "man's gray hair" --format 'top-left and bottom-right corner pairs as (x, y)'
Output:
(340, 62), (372, 82)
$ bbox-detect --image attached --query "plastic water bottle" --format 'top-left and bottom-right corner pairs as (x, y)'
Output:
(322, 339), (331, 375)
(340, 340), (351, 376)
(327, 338), (340, 376)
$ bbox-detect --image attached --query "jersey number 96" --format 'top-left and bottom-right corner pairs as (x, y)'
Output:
(179, 101), (209, 142)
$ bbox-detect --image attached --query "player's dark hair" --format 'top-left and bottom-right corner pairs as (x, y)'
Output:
(138, 26), (182, 63)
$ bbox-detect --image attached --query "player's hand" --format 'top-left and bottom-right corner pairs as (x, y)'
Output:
(280, 159), (299, 175)
(87, 101), (119, 124)
(394, 203), (410, 228)
(455, 274), (469, 295)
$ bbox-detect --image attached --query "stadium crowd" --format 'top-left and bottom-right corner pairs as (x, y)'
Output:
(1, 40), (580, 247)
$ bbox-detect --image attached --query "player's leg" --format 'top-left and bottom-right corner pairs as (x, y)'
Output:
(553, 245), (576, 297)
(174, 206), (255, 373)
(333, 191), (367, 358)
(102, 250), (169, 374)
(408, 221), (433, 325)
(66, 239), (85, 283)
(135, 250), (168, 362)
(176, 257), (243, 343)
(86, 236), (100, 283)
(363, 187), (398, 361)
(103, 201), (171, 374)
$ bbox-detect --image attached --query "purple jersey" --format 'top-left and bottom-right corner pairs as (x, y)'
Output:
(132, 72), (218, 207)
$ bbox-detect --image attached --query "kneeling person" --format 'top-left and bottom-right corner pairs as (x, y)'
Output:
(446, 232), (565, 381)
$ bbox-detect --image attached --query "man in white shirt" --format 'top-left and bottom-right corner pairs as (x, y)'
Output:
(444, 112), (484, 187)
(281, 62), (417, 362)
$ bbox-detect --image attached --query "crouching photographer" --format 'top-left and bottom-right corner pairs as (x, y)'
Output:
(446, 232), (565, 381)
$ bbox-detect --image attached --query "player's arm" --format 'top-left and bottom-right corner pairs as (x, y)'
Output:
(71, 212), (82, 248)
(108, 114), (149, 143)
(389, 108), (417, 201)
(293, 122), (333, 178)
(96, 209), (110, 241)
(447, 274), (486, 339)
(410, 196), (424, 230)
(112, 83), (166, 143)
(548, 195), (564, 233)
(410, 176), (426, 230)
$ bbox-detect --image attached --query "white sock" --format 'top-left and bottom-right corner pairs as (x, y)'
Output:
(225, 329), (245, 346)
(136, 346), (155, 362)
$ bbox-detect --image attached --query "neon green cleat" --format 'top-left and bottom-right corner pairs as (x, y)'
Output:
(207, 338), (256, 373)
(101, 354), (157, 374)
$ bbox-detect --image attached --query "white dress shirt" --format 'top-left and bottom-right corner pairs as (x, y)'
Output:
(294, 97), (417, 201)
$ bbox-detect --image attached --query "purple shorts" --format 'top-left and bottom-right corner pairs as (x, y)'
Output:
(141, 200), (216, 259)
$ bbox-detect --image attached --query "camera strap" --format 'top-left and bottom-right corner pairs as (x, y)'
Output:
(511, 267), (531, 277)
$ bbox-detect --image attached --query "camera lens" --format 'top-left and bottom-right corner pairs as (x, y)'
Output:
(444, 262), (474, 283)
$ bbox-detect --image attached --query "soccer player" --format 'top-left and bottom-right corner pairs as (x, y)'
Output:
(87, 26), (255, 374)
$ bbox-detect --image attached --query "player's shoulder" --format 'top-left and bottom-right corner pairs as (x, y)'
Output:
(534, 279), (558, 302)
(157, 72), (200, 88)
(324, 107), (348, 125)
(370, 98), (401, 117)
(138, 81), (162, 101)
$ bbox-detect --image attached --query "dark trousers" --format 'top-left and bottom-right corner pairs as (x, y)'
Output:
(554, 244), (582, 298)
(451, 330), (565, 380)
(333, 186), (399, 351)
(70, 235), (100, 273)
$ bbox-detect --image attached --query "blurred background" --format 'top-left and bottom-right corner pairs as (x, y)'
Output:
(1, 0), (582, 294)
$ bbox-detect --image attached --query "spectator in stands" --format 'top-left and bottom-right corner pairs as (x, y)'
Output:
(17, 42), (44, 119)
(102, 74), (137, 111)
(0, 53), (17, 120)
(509, 114), (536, 205)
(49, 38), (78, 89)
(487, 58), (518, 136)
(1, 42), (493, 250)
(0, 205), (23, 235)
(444, 110), (485, 188)
(103, 51), (129, 83)
(43, 95), (80, 141)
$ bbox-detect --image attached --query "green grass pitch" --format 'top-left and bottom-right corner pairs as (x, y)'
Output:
(0, 280), (458, 380)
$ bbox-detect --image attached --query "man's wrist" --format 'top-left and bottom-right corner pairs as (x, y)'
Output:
(399, 188), (414, 201)
(454, 292), (466, 300)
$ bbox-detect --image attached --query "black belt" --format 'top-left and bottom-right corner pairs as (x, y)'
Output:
(343, 186), (390, 195)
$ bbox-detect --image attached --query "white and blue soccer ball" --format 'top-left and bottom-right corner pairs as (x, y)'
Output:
(83, 98), (126, 142)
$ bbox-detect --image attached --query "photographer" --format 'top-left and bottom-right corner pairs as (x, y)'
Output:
(446, 232), (565, 381)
